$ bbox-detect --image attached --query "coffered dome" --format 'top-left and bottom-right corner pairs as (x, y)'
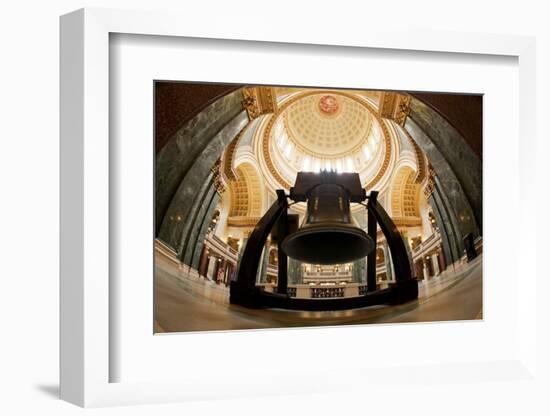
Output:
(283, 93), (373, 158)
(263, 90), (387, 192)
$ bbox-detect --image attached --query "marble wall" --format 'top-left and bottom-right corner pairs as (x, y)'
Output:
(186, 183), (220, 268)
(158, 111), (248, 254)
(405, 117), (480, 242)
(155, 89), (245, 236)
(288, 258), (303, 284)
(407, 98), (482, 235)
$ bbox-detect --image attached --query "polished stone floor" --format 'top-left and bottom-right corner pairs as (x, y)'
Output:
(155, 254), (482, 333)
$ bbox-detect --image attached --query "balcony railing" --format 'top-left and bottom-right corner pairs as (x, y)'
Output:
(411, 232), (441, 260)
(204, 232), (238, 264)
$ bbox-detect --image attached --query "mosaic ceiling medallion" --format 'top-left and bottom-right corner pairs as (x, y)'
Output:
(318, 95), (339, 116)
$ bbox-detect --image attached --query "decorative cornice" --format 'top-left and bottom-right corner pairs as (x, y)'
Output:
(391, 216), (423, 227)
(379, 92), (411, 127)
(227, 216), (262, 228)
(242, 86), (277, 120)
(211, 158), (226, 195)
(423, 165), (436, 199)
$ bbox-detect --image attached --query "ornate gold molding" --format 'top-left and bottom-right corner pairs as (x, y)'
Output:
(423, 165), (436, 199)
(211, 158), (226, 195)
(227, 216), (261, 228)
(242, 86), (277, 120)
(261, 90), (393, 191)
(392, 217), (422, 227)
(379, 92), (411, 127)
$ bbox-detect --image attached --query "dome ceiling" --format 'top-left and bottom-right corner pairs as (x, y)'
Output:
(262, 90), (386, 192)
(282, 93), (372, 158)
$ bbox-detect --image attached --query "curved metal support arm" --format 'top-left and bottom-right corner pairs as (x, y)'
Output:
(367, 191), (412, 283)
(234, 190), (288, 292)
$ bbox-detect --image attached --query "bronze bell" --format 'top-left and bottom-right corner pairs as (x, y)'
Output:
(281, 172), (375, 265)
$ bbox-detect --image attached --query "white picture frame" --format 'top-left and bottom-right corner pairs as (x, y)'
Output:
(60, 7), (538, 408)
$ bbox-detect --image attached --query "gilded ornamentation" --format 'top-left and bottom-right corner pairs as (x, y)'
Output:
(423, 165), (436, 199)
(242, 86), (277, 120)
(227, 216), (262, 227)
(211, 158), (226, 195)
(391, 217), (423, 227)
(379, 92), (411, 127)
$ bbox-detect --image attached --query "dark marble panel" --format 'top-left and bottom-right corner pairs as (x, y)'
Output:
(183, 182), (217, 265)
(155, 89), (244, 234)
(433, 176), (465, 257)
(288, 258), (303, 285)
(383, 245), (393, 281)
(405, 117), (480, 239)
(158, 111), (249, 250)
(258, 246), (270, 283)
(352, 258), (366, 283)
(429, 190), (460, 265)
(159, 172), (213, 254)
(190, 191), (221, 270)
(408, 98), (482, 232)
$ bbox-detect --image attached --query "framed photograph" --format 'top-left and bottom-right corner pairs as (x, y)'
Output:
(153, 81), (483, 333)
(60, 8), (538, 408)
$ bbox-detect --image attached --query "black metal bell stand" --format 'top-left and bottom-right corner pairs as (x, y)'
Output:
(230, 172), (418, 311)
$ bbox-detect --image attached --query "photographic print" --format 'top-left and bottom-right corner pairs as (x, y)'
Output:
(154, 83), (482, 333)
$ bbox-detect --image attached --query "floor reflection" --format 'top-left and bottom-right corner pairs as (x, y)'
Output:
(155, 255), (482, 333)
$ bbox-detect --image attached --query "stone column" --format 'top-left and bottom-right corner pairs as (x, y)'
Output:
(288, 258), (303, 285)
(258, 244), (270, 284)
(429, 182), (462, 267)
(402, 234), (415, 279)
(431, 254), (440, 276)
(188, 189), (221, 269)
(382, 244), (394, 282)
(352, 258), (366, 283)
(198, 246), (210, 278)
(181, 177), (216, 264)
(438, 250), (447, 273)
(422, 260), (430, 282)
(225, 263), (235, 286)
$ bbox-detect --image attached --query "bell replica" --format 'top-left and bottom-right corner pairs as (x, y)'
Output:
(281, 171), (375, 264)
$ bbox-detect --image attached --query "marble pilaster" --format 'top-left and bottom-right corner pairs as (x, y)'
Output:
(288, 258), (303, 285)
(188, 188), (221, 269)
(352, 258), (366, 283)
(431, 254), (440, 276)
(258, 245), (270, 284)
(383, 245), (394, 282)
(429, 192), (455, 266)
